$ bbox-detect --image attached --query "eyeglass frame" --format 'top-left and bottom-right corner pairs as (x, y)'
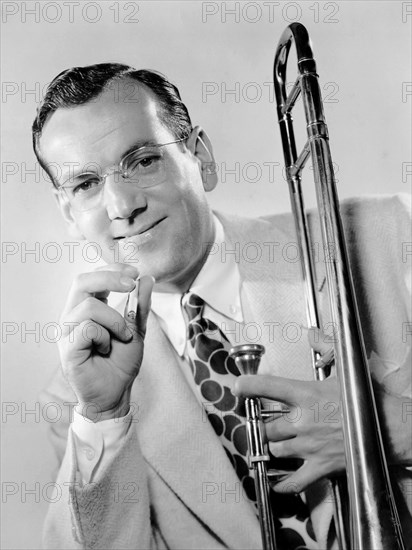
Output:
(57, 136), (189, 195)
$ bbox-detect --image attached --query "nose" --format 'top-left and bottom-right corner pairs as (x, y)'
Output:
(103, 173), (147, 220)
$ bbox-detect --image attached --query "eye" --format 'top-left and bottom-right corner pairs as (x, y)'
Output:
(72, 176), (101, 195)
(139, 157), (155, 168)
(126, 152), (161, 174)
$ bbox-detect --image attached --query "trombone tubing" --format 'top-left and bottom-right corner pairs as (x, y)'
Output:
(273, 22), (405, 550)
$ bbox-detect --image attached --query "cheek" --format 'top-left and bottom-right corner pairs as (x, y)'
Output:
(180, 188), (211, 235)
(74, 211), (110, 248)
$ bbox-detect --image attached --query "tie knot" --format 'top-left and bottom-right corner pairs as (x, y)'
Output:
(182, 293), (204, 323)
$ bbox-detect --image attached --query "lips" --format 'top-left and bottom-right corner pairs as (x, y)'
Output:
(114, 217), (166, 240)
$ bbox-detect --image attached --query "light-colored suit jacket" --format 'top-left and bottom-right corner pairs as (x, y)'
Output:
(42, 195), (412, 550)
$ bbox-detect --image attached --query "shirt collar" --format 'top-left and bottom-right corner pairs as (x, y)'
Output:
(188, 216), (243, 321)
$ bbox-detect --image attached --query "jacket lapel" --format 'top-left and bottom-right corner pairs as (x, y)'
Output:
(222, 213), (336, 547)
(220, 211), (320, 381)
(132, 314), (261, 549)
(240, 276), (314, 380)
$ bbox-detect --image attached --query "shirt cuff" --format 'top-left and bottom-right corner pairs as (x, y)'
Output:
(71, 408), (132, 484)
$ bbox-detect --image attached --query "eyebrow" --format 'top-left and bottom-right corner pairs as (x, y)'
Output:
(120, 139), (160, 159)
(60, 138), (160, 184)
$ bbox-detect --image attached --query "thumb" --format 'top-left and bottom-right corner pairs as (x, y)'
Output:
(272, 461), (317, 494)
(306, 327), (335, 370)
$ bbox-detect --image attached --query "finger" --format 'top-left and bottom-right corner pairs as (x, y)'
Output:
(83, 263), (139, 307)
(265, 418), (297, 441)
(62, 297), (132, 342)
(272, 461), (324, 494)
(66, 321), (111, 356)
(269, 439), (299, 459)
(125, 275), (155, 339)
(306, 326), (334, 355)
(63, 269), (138, 316)
(95, 263), (139, 278)
(263, 412), (283, 422)
(233, 375), (304, 405)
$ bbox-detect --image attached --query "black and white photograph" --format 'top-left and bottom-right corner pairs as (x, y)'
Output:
(2, 1), (411, 549)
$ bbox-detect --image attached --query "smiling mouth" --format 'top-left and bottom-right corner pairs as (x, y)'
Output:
(114, 217), (166, 241)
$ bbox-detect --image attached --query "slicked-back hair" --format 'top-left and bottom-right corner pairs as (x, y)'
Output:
(32, 63), (193, 187)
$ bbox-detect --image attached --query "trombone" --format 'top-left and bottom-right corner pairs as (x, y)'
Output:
(230, 23), (405, 550)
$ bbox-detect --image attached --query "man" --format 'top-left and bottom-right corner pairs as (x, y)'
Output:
(33, 64), (411, 549)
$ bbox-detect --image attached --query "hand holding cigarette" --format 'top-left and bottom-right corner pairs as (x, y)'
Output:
(57, 264), (154, 421)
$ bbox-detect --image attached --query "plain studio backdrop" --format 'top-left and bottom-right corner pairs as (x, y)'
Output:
(1, 1), (411, 548)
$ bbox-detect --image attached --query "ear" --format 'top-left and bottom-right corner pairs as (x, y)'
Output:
(186, 126), (218, 191)
(52, 188), (85, 240)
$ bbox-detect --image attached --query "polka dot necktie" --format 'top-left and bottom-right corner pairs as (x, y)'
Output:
(182, 292), (256, 503)
(182, 293), (318, 550)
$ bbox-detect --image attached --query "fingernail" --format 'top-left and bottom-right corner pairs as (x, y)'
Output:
(120, 276), (135, 288)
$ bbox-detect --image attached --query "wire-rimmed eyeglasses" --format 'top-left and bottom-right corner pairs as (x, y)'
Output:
(58, 137), (187, 211)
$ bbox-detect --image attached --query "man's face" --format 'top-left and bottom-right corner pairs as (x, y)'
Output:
(39, 79), (217, 291)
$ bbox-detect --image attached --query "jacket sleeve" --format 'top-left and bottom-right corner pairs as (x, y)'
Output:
(40, 368), (155, 550)
(313, 193), (412, 546)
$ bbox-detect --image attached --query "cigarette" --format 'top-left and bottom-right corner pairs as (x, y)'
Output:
(125, 278), (139, 320)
